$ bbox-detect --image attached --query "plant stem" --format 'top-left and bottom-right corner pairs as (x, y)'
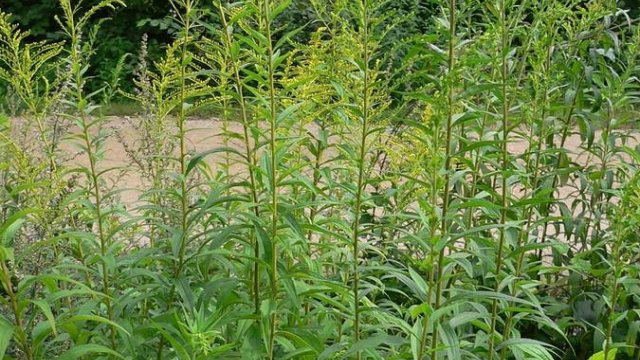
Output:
(64, 18), (119, 351)
(537, 73), (584, 253)
(79, 110), (117, 351)
(603, 258), (621, 360)
(174, 2), (191, 281)
(0, 260), (33, 360)
(263, 0), (280, 357)
(217, 0), (262, 315)
(157, 2), (192, 358)
(488, 0), (509, 358)
(348, 2), (374, 358)
(425, 1), (456, 358)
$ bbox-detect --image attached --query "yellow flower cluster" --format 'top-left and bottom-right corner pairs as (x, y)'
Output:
(421, 103), (433, 126)
(384, 116), (435, 178)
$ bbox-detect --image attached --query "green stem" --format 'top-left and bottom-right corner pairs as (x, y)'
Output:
(67, 21), (118, 351)
(603, 263), (621, 360)
(601, 103), (616, 360)
(426, 1), (456, 358)
(263, 1), (280, 357)
(80, 111), (117, 350)
(0, 260), (33, 360)
(217, 1), (262, 314)
(423, 123), (440, 357)
(501, 89), (548, 360)
(157, 2), (192, 357)
(488, 0), (509, 358)
(537, 73), (584, 252)
(349, 3), (374, 358)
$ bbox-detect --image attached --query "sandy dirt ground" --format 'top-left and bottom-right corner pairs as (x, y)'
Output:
(6, 115), (638, 255)
(12, 116), (640, 215)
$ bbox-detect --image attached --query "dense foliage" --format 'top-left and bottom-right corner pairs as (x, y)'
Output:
(1, 0), (640, 359)
(0, 0), (437, 98)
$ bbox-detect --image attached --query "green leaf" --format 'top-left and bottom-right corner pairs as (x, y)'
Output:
(0, 246), (13, 264)
(186, 147), (245, 175)
(0, 209), (38, 246)
(152, 322), (191, 360)
(58, 344), (125, 360)
(63, 315), (130, 336)
(344, 335), (404, 356)
(29, 300), (57, 336)
(439, 323), (461, 360)
(271, 0), (292, 20)
(276, 102), (305, 126)
(408, 267), (429, 300)
(0, 317), (13, 359)
(498, 338), (556, 360)
(0, 114), (8, 130)
(588, 349), (617, 360)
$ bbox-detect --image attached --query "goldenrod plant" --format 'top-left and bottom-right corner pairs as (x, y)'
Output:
(0, 0), (638, 359)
